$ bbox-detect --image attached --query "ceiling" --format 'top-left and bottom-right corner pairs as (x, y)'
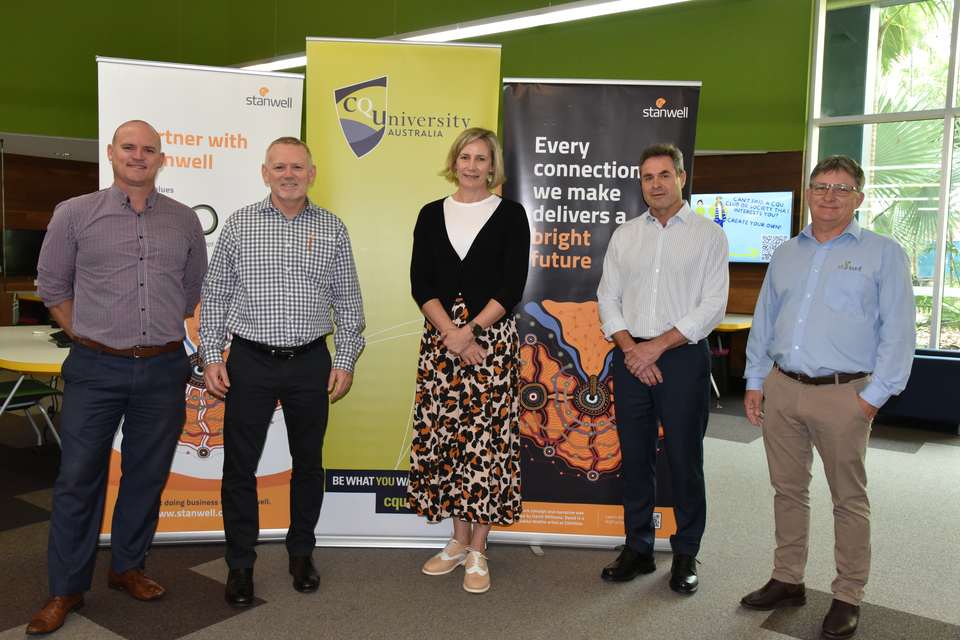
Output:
(0, 132), (98, 164)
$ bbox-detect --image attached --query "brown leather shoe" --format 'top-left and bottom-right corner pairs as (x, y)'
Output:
(26, 594), (84, 635)
(740, 578), (806, 610)
(822, 598), (860, 639)
(107, 568), (166, 601)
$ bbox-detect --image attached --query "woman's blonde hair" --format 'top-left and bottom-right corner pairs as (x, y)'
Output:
(438, 127), (506, 189)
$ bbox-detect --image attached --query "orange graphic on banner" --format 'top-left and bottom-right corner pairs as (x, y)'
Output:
(181, 306), (227, 461)
(101, 451), (292, 535)
(518, 301), (620, 481)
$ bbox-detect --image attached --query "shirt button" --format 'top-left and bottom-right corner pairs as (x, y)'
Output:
(141, 308), (145, 311)
(140, 282), (143, 286)
(806, 294), (810, 297)
(794, 346), (799, 349)
(799, 319), (803, 323)
(142, 332), (146, 335)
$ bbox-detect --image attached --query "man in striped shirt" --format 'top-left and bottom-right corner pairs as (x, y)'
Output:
(597, 143), (729, 594)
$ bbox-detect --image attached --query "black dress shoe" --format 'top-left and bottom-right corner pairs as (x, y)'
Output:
(601, 545), (656, 582)
(289, 556), (321, 593)
(669, 554), (699, 594)
(740, 578), (806, 610)
(822, 599), (860, 639)
(224, 568), (254, 607)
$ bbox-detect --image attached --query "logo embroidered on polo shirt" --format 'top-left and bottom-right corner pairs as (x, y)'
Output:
(837, 261), (862, 271)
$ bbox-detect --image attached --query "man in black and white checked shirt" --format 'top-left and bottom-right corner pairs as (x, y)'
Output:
(199, 136), (365, 607)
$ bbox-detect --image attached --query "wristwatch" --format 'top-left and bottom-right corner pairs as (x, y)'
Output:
(468, 321), (483, 337)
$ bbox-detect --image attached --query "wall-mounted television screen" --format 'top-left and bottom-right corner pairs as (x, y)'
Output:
(3, 229), (47, 276)
(689, 191), (793, 263)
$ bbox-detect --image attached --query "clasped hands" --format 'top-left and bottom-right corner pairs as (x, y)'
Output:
(622, 340), (665, 386)
(440, 325), (487, 366)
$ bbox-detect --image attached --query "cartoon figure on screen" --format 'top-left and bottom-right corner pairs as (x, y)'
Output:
(709, 196), (727, 227)
(694, 199), (707, 218)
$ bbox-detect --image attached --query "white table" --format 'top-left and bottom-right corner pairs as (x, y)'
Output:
(0, 326), (68, 447)
(0, 326), (68, 376)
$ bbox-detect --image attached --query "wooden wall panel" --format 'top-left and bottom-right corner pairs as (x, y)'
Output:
(3, 154), (99, 230)
(2, 153), (98, 290)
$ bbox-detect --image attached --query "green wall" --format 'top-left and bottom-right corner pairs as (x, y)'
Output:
(0, 0), (812, 151)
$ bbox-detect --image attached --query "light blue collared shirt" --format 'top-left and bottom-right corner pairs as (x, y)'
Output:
(744, 218), (916, 408)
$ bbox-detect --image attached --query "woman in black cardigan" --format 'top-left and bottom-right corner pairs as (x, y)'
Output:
(407, 128), (530, 594)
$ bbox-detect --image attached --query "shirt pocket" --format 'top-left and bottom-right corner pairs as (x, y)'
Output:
(823, 271), (867, 320)
(299, 233), (334, 283)
(151, 234), (189, 273)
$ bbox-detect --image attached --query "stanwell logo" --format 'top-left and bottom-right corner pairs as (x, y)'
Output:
(643, 98), (689, 119)
(246, 86), (294, 109)
(838, 261), (862, 271)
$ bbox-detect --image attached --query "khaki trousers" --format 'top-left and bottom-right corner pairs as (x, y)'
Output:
(761, 367), (873, 605)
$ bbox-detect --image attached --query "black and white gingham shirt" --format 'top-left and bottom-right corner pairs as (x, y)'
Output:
(198, 195), (365, 372)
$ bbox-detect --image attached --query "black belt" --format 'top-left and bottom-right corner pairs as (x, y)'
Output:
(233, 335), (325, 359)
(775, 363), (869, 386)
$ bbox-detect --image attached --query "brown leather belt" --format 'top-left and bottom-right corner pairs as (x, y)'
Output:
(775, 363), (869, 386)
(73, 337), (183, 358)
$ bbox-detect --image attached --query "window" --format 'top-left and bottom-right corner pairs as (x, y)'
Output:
(809, 0), (959, 349)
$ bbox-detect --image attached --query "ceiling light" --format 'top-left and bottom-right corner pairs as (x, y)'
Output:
(236, 0), (697, 70)
(240, 55), (307, 72)
(398, 0), (697, 43)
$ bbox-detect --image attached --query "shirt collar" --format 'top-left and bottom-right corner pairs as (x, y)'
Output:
(258, 194), (319, 219)
(799, 217), (862, 244)
(109, 183), (159, 211)
(643, 200), (692, 226)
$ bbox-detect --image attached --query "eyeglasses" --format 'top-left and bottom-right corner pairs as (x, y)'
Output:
(809, 183), (859, 197)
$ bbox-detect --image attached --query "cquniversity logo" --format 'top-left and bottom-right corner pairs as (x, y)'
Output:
(334, 76), (387, 158)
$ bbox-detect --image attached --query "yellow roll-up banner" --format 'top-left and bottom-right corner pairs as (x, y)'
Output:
(306, 38), (503, 545)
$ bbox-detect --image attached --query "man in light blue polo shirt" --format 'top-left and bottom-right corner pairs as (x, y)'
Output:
(739, 155), (915, 639)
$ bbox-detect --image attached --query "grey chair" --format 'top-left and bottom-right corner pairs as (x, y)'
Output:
(0, 376), (62, 449)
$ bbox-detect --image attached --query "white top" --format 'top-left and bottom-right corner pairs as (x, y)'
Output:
(597, 201), (730, 343)
(444, 194), (500, 260)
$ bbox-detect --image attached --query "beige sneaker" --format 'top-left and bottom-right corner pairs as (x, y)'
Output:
(422, 538), (468, 575)
(463, 549), (490, 593)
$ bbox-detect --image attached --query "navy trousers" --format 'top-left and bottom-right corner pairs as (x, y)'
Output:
(47, 342), (188, 595)
(613, 339), (710, 557)
(220, 338), (331, 569)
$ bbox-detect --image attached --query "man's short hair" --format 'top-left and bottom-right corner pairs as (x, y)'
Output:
(265, 137), (313, 166)
(439, 127), (507, 189)
(810, 155), (864, 191)
(639, 143), (684, 176)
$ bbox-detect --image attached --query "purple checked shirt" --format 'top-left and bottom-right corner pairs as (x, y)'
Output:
(38, 184), (207, 350)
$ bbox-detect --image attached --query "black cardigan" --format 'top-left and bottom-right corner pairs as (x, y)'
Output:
(410, 197), (531, 321)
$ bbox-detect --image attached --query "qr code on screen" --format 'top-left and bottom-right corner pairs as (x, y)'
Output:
(761, 235), (788, 261)
(652, 512), (662, 530)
